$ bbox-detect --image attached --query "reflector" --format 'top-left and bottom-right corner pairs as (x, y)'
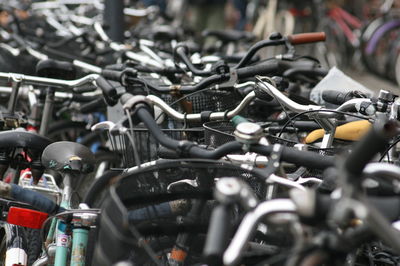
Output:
(7, 207), (48, 229)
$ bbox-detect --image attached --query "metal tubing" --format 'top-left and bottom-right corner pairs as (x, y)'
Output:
(71, 228), (89, 266)
(104, 0), (124, 42)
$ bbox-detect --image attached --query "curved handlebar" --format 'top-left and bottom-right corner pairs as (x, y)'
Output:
(146, 91), (256, 122)
(256, 79), (372, 117)
(0, 72), (99, 89)
(223, 199), (296, 266)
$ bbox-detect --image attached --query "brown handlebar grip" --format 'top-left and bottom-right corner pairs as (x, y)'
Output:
(287, 32), (326, 45)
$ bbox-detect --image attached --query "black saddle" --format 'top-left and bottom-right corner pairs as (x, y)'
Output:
(152, 25), (182, 41)
(41, 141), (95, 174)
(202, 30), (256, 43)
(36, 59), (77, 80)
(0, 130), (52, 151)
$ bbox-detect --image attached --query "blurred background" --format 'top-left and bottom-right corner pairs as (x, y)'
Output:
(136, 0), (400, 92)
(2, 0), (400, 92)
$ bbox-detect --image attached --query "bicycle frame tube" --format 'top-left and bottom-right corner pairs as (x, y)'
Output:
(54, 204), (69, 266)
(54, 173), (73, 266)
(71, 228), (89, 266)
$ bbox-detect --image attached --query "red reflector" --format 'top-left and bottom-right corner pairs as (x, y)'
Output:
(7, 207), (48, 229)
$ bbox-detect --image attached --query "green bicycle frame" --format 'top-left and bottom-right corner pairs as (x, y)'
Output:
(49, 173), (91, 266)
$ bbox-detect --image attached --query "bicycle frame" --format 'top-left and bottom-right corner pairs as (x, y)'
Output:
(328, 6), (362, 47)
(42, 173), (91, 266)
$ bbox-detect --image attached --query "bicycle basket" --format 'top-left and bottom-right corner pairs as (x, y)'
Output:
(92, 159), (268, 266)
(106, 126), (204, 167)
(162, 89), (242, 113)
(203, 121), (235, 147)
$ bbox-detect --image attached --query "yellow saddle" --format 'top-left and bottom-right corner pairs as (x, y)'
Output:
(305, 120), (371, 144)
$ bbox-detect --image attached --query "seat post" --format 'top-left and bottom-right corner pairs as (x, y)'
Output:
(39, 87), (55, 136)
(7, 80), (22, 116)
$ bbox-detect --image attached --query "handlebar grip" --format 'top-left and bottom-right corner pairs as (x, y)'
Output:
(203, 205), (231, 265)
(80, 97), (106, 114)
(71, 94), (97, 102)
(101, 69), (123, 82)
(315, 194), (400, 222)
(322, 90), (354, 105)
(10, 184), (64, 214)
(287, 32), (326, 45)
(344, 117), (398, 177)
(104, 63), (125, 71)
(96, 76), (118, 106)
(157, 146), (180, 159)
(236, 61), (280, 79)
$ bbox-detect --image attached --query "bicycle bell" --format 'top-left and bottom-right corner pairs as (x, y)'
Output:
(234, 122), (264, 144)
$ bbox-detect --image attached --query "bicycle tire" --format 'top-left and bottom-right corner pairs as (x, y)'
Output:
(315, 18), (348, 68)
(25, 228), (41, 266)
(0, 223), (28, 266)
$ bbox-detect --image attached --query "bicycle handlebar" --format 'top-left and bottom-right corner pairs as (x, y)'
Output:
(203, 205), (232, 264)
(136, 79), (366, 123)
(123, 104), (335, 169)
(344, 117), (398, 179)
(256, 79), (372, 116)
(0, 72), (99, 89)
(146, 91), (256, 122)
(223, 199), (296, 266)
(0, 181), (64, 215)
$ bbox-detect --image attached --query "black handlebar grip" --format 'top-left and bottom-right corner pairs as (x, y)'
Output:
(101, 69), (123, 82)
(367, 197), (400, 221)
(203, 205), (231, 265)
(11, 184), (64, 214)
(157, 146), (180, 159)
(316, 194), (400, 222)
(344, 117), (398, 178)
(322, 90), (354, 105)
(250, 145), (335, 170)
(71, 94), (97, 102)
(105, 63), (125, 71)
(236, 61), (280, 79)
(96, 76), (118, 106)
(80, 97), (106, 114)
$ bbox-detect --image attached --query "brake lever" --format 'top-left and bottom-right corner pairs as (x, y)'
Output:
(167, 179), (199, 191)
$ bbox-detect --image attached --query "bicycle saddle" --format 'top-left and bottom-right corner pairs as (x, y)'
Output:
(0, 130), (52, 151)
(36, 59), (76, 80)
(152, 25), (182, 41)
(305, 120), (372, 143)
(41, 141), (95, 174)
(202, 29), (256, 43)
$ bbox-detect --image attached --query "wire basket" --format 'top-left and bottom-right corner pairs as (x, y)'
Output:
(203, 121), (235, 147)
(162, 89), (242, 113)
(106, 126), (204, 167)
(93, 159), (268, 266)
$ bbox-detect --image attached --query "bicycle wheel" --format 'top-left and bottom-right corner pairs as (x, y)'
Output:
(0, 223), (30, 266)
(315, 18), (348, 69)
(362, 18), (400, 77)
